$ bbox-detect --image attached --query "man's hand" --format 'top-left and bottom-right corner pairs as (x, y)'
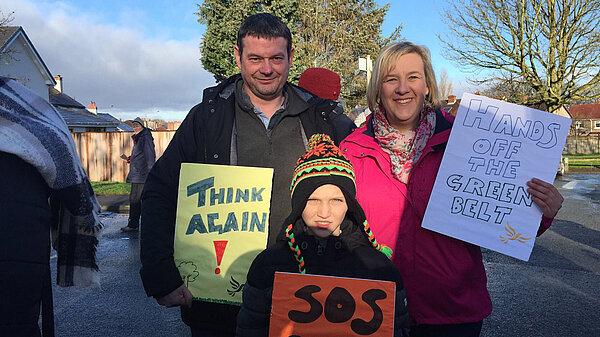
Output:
(156, 284), (193, 308)
(527, 178), (564, 218)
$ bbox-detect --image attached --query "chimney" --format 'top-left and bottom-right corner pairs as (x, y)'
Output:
(88, 101), (97, 114)
(447, 95), (457, 104)
(54, 74), (63, 92)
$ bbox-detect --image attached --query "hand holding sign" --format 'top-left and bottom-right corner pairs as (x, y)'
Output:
(527, 178), (564, 218)
(156, 284), (193, 308)
(269, 272), (395, 337)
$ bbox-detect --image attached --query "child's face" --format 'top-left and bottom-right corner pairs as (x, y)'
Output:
(301, 184), (348, 238)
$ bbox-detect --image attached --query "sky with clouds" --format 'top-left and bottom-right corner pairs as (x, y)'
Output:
(2, 0), (473, 121)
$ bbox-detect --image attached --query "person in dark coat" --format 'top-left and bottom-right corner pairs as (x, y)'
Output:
(236, 134), (410, 337)
(139, 13), (355, 336)
(121, 117), (155, 232)
(298, 67), (345, 115)
(0, 77), (101, 337)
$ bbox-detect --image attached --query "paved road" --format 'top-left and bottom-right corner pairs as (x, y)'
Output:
(481, 173), (600, 337)
(50, 214), (190, 337)
(51, 174), (600, 336)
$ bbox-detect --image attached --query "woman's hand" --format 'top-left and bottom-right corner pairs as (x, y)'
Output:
(527, 178), (564, 218)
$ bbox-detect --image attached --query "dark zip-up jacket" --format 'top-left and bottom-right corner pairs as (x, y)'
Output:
(139, 74), (355, 331)
(126, 127), (155, 183)
(236, 217), (410, 337)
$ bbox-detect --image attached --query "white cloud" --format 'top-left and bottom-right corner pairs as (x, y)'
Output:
(4, 0), (216, 121)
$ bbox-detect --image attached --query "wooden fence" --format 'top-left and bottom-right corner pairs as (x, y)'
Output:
(71, 131), (176, 182)
(71, 131), (598, 182)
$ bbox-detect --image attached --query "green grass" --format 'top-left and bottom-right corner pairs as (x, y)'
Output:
(564, 154), (600, 168)
(566, 154), (600, 159)
(91, 181), (131, 195)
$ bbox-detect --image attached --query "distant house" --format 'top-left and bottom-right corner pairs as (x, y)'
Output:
(568, 102), (600, 135)
(167, 121), (181, 130)
(96, 113), (134, 132)
(50, 76), (118, 132)
(90, 101), (134, 132)
(0, 26), (55, 100)
(1, 25), (118, 132)
(441, 94), (461, 116)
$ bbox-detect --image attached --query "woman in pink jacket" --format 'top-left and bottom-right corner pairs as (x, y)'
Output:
(339, 42), (564, 337)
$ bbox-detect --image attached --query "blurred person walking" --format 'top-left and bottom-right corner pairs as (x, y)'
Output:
(121, 117), (155, 232)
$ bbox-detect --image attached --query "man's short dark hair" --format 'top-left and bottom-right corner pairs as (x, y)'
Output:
(237, 13), (292, 57)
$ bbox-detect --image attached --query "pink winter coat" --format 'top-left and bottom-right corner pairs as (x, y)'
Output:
(341, 109), (553, 326)
(341, 109), (491, 325)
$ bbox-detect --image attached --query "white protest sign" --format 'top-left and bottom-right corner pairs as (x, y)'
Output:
(422, 93), (571, 261)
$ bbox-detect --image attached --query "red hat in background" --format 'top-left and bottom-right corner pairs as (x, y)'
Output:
(298, 67), (341, 101)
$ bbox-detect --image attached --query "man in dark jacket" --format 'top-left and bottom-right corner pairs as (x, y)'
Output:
(139, 13), (355, 337)
(121, 117), (155, 232)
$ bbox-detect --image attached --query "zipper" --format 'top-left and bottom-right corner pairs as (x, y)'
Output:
(317, 242), (324, 256)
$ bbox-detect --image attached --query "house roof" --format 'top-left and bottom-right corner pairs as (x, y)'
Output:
(568, 103), (600, 119)
(57, 108), (119, 128)
(0, 26), (55, 86)
(98, 113), (134, 131)
(0, 26), (19, 49)
(441, 98), (462, 117)
(47, 88), (118, 128)
(49, 87), (85, 109)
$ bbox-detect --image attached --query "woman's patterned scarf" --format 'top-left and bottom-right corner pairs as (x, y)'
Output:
(0, 77), (101, 287)
(373, 104), (436, 183)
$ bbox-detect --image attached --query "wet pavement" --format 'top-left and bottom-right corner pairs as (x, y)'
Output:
(50, 213), (190, 337)
(50, 174), (600, 336)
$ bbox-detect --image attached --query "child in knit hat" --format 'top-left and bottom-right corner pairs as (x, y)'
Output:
(236, 134), (409, 337)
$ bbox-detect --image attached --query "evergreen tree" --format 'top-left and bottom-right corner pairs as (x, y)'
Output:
(196, 0), (299, 82)
(195, 0), (400, 108)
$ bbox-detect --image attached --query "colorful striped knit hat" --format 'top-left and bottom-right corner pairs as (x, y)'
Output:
(285, 134), (393, 273)
(290, 134), (356, 206)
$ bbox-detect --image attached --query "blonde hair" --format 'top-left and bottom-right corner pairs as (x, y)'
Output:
(366, 42), (441, 112)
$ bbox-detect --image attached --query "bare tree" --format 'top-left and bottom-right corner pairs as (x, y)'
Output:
(0, 10), (15, 64)
(0, 10), (12, 25)
(439, 0), (600, 112)
(438, 69), (454, 99)
(480, 73), (535, 103)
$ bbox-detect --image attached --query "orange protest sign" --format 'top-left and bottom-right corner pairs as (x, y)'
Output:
(269, 272), (395, 337)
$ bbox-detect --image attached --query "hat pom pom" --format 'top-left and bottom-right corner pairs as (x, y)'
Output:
(380, 245), (393, 259)
(307, 134), (333, 150)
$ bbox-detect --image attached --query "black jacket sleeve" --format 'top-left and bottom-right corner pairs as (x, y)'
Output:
(139, 104), (203, 298)
(236, 252), (274, 337)
(142, 133), (156, 173)
(236, 282), (273, 337)
(329, 107), (356, 144)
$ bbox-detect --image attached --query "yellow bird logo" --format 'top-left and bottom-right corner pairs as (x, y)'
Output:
(499, 222), (531, 244)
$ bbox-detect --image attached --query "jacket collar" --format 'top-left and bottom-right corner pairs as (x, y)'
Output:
(132, 127), (151, 141)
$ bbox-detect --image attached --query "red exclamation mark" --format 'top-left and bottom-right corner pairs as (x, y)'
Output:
(213, 240), (228, 274)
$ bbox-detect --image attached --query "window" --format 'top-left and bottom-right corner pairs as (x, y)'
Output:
(575, 121), (583, 129)
(595, 121), (600, 129)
